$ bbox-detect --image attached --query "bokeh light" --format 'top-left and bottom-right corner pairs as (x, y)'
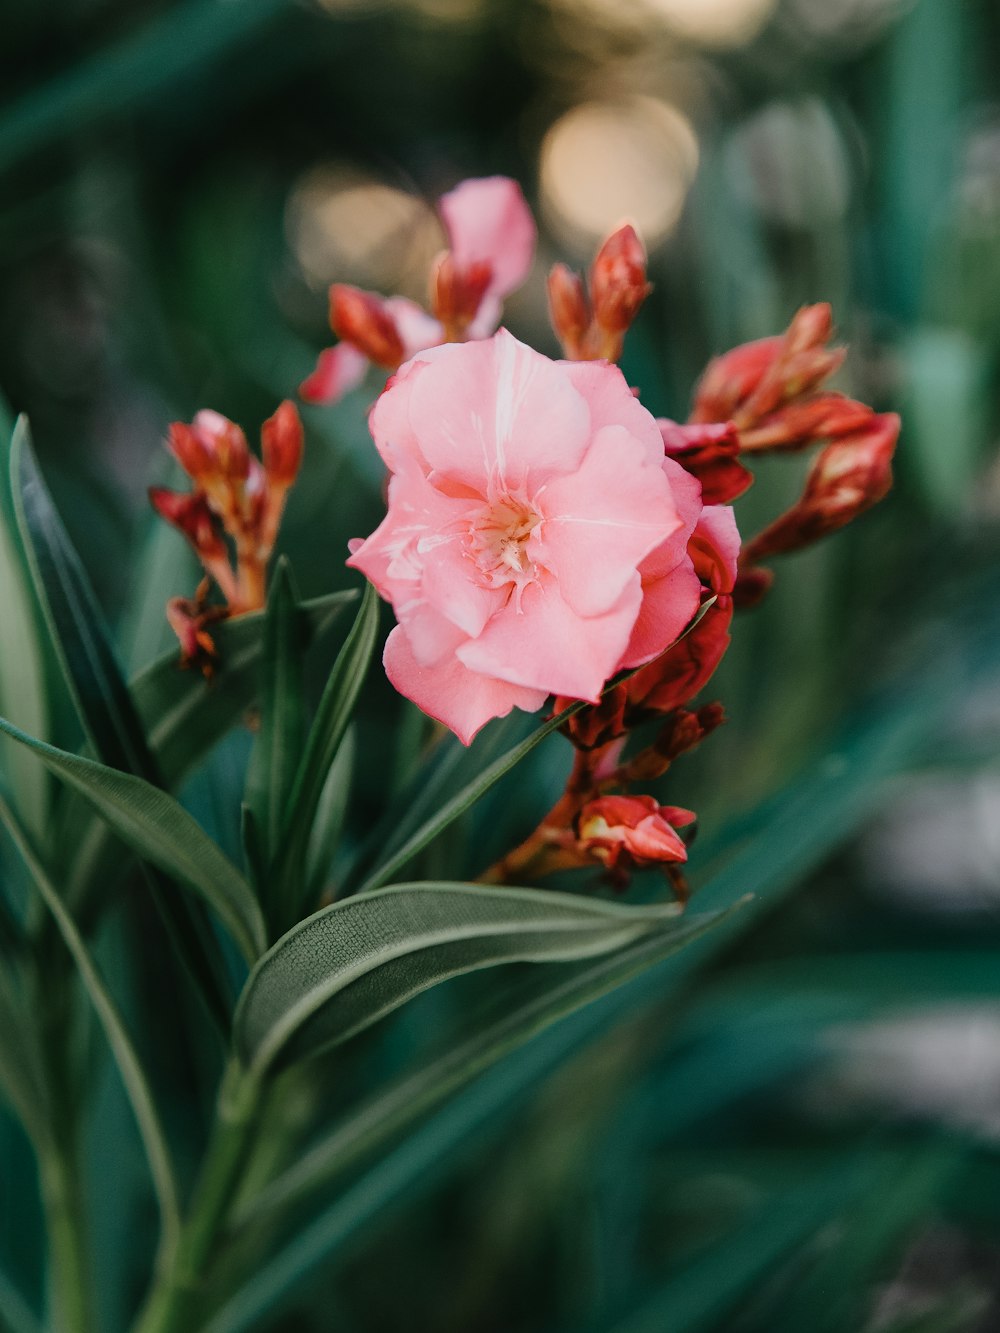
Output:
(540, 96), (699, 251)
(644, 0), (778, 46)
(285, 168), (442, 297)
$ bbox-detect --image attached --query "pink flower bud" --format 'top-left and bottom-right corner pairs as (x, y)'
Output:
(188, 410), (251, 482)
(329, 285), (405, 369)
(738, 392), (873, 453)
(625, 596), (733, 718)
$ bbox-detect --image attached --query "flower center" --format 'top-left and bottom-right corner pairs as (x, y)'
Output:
(467, 496), (541, 591)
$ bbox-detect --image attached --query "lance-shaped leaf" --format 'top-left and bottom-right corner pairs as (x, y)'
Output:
(131, 588), (357, 791)
(234, 881), (695, 1076)
(269, 582), (379, 931)
(0, 716), (266, 962)
(12, 419), (233, 1019)
(11, 417), (159, 780)
(244, 560), (305, 879)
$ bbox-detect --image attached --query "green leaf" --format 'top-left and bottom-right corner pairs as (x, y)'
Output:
(11, 417), (159, 781)
(0, 717), (265, 962)
(131, 589), (357, 791)
(234, 881), (700, 1077)
(0, 1257), (41, 1333)
(244, 560), (305, 881)
(0, 966), (48, 1150)
(269, 582), (379, 932)
(236, 901), (737, 1227)
(12, 418), (236, 1023)
(353, 698), (586, 896)
(303, 724), (355, 907)
(0, 790), (182, 1264)
(0, 422), (48, 839)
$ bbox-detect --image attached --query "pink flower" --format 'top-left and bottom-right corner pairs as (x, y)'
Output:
(301, 177), (536, 405)
(347, 330), (707, 744)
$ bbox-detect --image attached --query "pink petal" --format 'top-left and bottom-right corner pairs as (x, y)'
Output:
(560, 360), (665, 465)
(439, 177), (537, 302)
(618, 559), (702, 669)
(299, 343), (369, 405)
(384, 625), (547, 745)
(537, 424), (683, 618)
(694, 504), (741, 593)
(383, 297), (444, 358)
(457, 572), (642, 702)
(404, 331), (591, 492)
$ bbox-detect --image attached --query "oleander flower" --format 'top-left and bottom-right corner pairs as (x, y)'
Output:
(347, 330), (710, 744)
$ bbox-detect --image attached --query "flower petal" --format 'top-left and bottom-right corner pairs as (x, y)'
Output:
(457, 572), (641, 702)
(439, 177), (536, 302)
(384, 625), (547, 745)
(618, 559), (703, 670)
(537, 425), (682, 617)
(299, 343), (369, 405)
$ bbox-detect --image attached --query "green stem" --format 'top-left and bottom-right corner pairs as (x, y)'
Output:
(40, 1147), (93, 1333)
(136, 1062), (261, 1333)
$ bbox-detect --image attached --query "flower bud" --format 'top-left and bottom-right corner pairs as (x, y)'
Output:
(738, 392), (873, 454)
(547, 263), (590, 360)
(261, 400), (304, 487)
(741, 413), (899, 563)
(577, 795), (693, 871)
(589, 223), (651, 344)
(187, 410), (251, 482)
(329, 285), (405, 369)
(150, 488), (240, 605)
(555, 684), (628, 750)
(429, 253), (493, 340)
(659, 419), (752, 503)
(626, 597), (733, 718)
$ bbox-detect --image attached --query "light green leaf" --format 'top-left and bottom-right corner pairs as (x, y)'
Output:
(0, 791), (181, 1264)
(303, 724), (355, 907)
(0, 717), (265, 962)
(244, 560), (304, 880)
(234, 881), (698, 1077)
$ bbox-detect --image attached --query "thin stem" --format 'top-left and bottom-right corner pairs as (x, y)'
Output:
(136, 1062), (262, 1333)
(40, 1148), (93, 1333)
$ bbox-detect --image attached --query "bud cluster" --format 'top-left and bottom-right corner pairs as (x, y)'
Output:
(547, 223), (651, 363)
(150, 401), (303, 669)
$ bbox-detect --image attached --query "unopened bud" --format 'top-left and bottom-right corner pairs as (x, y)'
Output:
(329, 285), (405, 369)
(187, 410), (251, 482)
(625, 597), (733, 718)
(547, 263), (590, 360)
(261, 400), (304, 487)
(589, 223), (651, 342)
(741, 413), (899, 563)
(430, 253), (493, 339)
(739, 392), (873, 453)
(659, 419), (752, 504)
(149, 488), (226, 562)
(577, 795), (692, 873)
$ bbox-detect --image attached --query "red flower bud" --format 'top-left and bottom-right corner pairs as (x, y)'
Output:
(626, 597), (733, 717)
(589, 223), (651, 341)
(741, 412), (899, 564)
(429, 253), (493, 339)
(555, 684), (628, 750)
(261, 400), (304, 487)
(577, 794), (693, 871)
(547, 263), (591, 360)
(329, 284), (405, 369)
(659, 419), (753, 504)
(149, 488), (226, 561)
(738, 392), (873, 454)
(732, 565), (774, 608)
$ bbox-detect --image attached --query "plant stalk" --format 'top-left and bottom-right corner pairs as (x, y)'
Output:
(136, 1061), (261, 1333)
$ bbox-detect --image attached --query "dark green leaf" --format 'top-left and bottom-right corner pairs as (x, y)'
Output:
(269, 582), (378, 931)
(244, 560), (305, 880)
(0, 717), (265, 962)
(234, 881), (702, 1076)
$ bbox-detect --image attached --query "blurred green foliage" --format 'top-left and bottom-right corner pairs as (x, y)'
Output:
(4, 0), (1000, 1329)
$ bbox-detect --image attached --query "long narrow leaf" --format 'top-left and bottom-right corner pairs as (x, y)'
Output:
(0, 717), (265, 962)
(244, 560), (304, 880)
(237, 903), (736, 1225)
(270, 582), (379, 930)
(234, 881), (698, 1076)
(0, 792), (181, 1263)
(11, 417), (159, 780)
(354, 698), (585, 896)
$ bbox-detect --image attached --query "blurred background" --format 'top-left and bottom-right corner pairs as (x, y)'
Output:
(5, 0), (1000, 1329)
